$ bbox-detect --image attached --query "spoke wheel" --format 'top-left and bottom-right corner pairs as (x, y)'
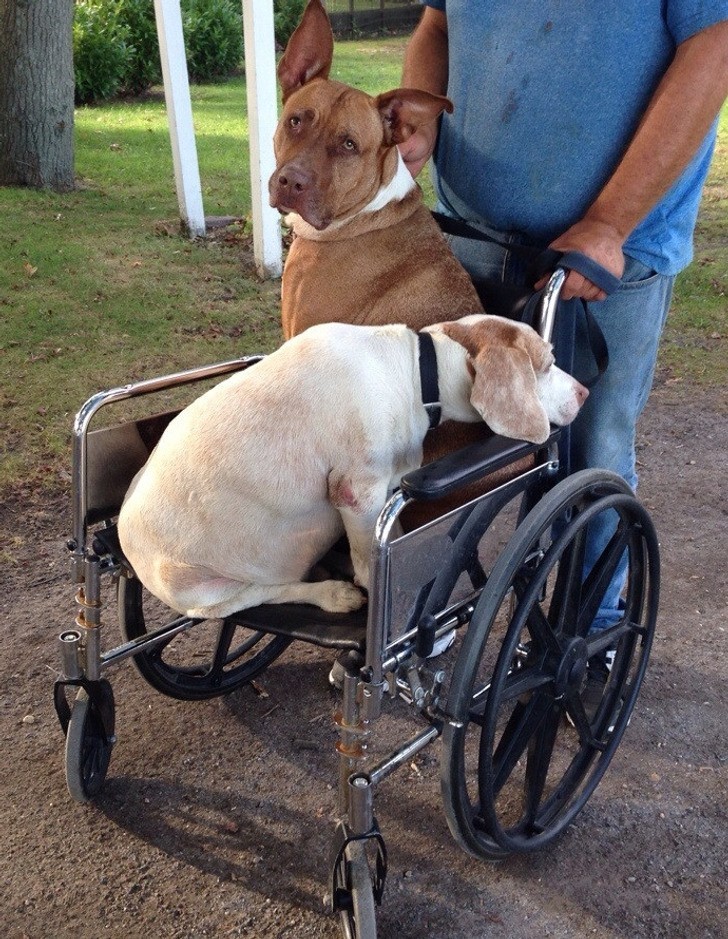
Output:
(118, 574), (290, 700)
(442, 470), (659, 858)
(65, 681), (115, 803)
(336, 840), (377, 939)
(416, 475), (534, 642)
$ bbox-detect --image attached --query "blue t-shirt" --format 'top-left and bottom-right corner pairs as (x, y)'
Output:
(422, 1), (728, 274)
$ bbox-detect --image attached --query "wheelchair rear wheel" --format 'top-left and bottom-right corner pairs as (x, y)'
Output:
(442, 469), (659, 859)
(117, 574), (290, 700)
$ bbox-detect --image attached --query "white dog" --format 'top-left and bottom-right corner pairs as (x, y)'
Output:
(118, 315), (587, 619)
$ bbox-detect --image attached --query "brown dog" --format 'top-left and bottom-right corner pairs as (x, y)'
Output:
(269, 0), (483, 341)
(268, 1), (545, 523)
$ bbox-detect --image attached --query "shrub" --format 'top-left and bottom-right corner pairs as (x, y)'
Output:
(117, 0), (162, 95)
(181, 0), (244, 83)
(73, 0), (248, 101)
(73, 1), (131, 104)
(274, 0), (305, 47)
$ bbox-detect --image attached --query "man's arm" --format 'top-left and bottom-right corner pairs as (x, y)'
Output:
(399, 8), (449, 177)
(549, 20), (728, 300)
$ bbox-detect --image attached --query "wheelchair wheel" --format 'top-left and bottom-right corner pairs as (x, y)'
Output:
(65, 681), (115, 803)
(442, 469), (659, 859)
(117, 573), (290, 700)
(336, 840), (377, 939)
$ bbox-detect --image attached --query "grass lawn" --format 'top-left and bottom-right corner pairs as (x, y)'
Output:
(0, 36), (725, 500)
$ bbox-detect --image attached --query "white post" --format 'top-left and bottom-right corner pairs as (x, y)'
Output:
(153, 0), (206, 237)
(242, 0), (283, 278)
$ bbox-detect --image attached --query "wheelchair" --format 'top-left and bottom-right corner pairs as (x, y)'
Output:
(54, 267), (660, 938)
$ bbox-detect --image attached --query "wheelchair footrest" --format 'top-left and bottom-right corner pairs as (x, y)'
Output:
(227, 603), (367, 652)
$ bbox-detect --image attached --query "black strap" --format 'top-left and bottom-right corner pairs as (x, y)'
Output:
(432, 211), (611, 387)
(432, 211), (621, 296)
(418, 331), (441, 428)
(432, 211), (542, 273)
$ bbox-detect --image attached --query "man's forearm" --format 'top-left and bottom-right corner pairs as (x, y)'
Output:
(550, 20), (728, 300)
(587, 20), (728, 239)
(400, 8), (450, 175)
(402, 7), (449, 96)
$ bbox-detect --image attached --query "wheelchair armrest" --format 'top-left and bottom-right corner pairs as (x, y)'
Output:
(400, 428), (561, 502)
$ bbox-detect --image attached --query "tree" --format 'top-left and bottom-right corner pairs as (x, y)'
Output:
(0, 0), (75, 191)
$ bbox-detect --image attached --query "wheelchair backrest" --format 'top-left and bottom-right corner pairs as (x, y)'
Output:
(85, 410), (179, 525)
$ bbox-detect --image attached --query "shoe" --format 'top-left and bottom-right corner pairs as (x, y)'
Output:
(581, 655), (611, 723)
(328, 631), (456, 691)
(328, 656), (346, 690)
(328, 649), (365, 690)
(428, 628), (456, 658)
(566, 649), (619, 730)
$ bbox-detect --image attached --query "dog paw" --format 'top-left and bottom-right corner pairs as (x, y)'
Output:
(319, 580), (366, 613)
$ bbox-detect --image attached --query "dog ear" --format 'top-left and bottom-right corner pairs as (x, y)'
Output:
(277, 0), (334, 101)
(438, 319), (482, 358)
(375, 89), (454, 145)
(469, 346), (551, 444)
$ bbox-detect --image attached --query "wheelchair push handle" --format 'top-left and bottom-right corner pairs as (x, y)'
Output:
(535, 249), (622, 296)
(536, 250), (620, 347)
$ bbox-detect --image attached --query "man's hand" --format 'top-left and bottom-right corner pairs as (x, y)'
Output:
(535, 217), (626, 301)
(398, 123), (439, 178)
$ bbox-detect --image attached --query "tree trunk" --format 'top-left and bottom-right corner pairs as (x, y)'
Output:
(0, 0), (75, 191)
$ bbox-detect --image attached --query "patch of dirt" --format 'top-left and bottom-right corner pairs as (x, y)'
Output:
(1, 380), (725, 939)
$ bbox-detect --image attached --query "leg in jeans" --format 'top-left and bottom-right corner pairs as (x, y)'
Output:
(557, 256), (674, 632)
(444, 223), (673, 637)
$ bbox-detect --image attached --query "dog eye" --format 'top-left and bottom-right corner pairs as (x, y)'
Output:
(342, 137), (358, 152)
(289, 115), (301, 129)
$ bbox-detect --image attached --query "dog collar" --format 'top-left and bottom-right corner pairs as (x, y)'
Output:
(418, 332), (441, 429)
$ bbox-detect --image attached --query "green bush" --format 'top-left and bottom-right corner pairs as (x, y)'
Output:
(117, 0), (162, 95)
(274, 0), (306, 47)
(181, 0), (244, 83)
(73, 0), (248, 102)
(73, 1), (131, 104)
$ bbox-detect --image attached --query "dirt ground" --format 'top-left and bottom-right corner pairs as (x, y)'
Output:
(1, 374), (726, 939)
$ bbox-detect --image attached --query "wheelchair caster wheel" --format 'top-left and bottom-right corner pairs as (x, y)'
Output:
(65, 680), (115, 803)
(117, 574), (290, 700)
(442, 469), (659, 858)
(335, 840), (377, 939)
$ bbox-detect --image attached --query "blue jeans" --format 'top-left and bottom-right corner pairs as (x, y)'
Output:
(442, 218), (674, 632)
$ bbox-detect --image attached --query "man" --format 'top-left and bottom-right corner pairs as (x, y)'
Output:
(400, 3), (728, 697)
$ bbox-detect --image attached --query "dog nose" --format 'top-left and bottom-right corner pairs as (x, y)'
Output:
(575, 382), (589, 405)
(276, 164), (311, 197)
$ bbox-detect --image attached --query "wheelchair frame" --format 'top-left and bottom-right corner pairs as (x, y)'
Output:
(54, 270), (660, 938)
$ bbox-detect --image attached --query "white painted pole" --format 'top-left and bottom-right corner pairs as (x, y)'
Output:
(242, 0), (283, 278)
(153, 0), (206, 237)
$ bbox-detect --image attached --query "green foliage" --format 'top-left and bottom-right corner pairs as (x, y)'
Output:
(117, 0), (162, 95)
(73, 1), (131, 104)
(73, 0), (244, 103)
(274, 0), (306, 46)
(181, 0), (244, 83)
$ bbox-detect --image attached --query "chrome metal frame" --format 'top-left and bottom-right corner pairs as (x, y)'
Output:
(59, 271), (570, 927)
(65, 355), (262, 683)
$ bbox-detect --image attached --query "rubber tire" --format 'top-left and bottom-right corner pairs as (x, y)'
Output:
(442, 469), (659, 859)
(117, 573), (290, 700)
(65, 683), (115, 803)
(338, 841), (377, 939)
